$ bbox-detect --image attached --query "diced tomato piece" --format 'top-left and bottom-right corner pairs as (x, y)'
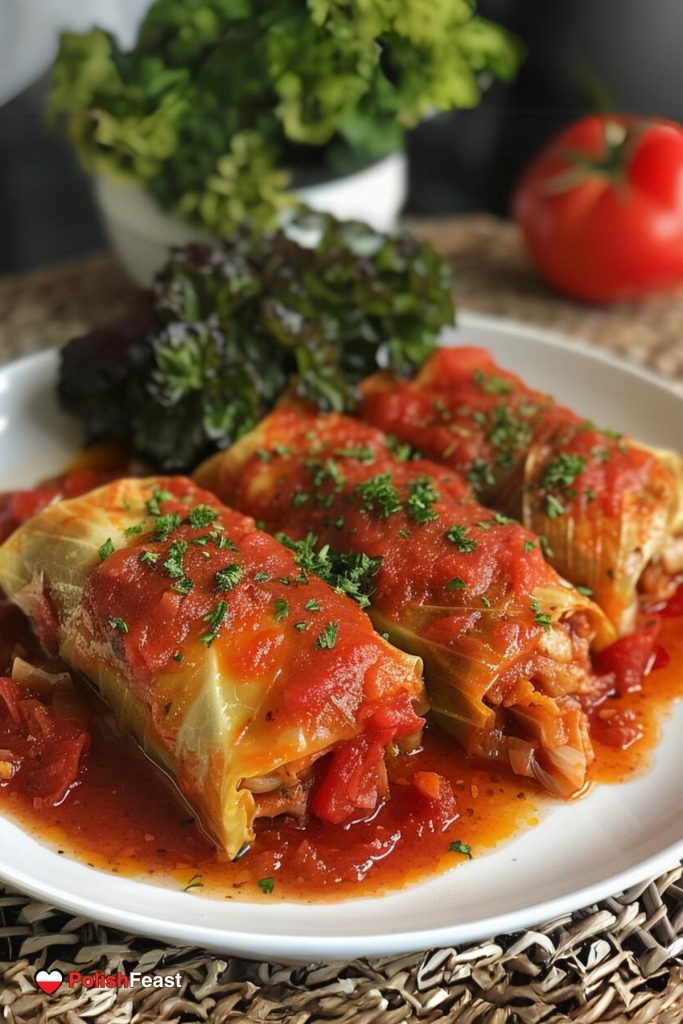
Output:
(23, 734), (91, 803)
(412, 771), (443, 800)
(366, 692), (424, 738)
(0, 674), (90, 805)
(595, 621), (661, 696)
(591, 707), (644, 749)
(311, 733), (386, 825)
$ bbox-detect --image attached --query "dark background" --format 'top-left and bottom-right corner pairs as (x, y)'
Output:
(1, 0), (681, 274)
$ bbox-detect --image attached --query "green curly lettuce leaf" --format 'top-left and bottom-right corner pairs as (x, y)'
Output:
(58, 214), (454, 470)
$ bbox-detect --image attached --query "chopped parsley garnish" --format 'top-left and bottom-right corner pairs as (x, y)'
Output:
(274, 597), (289, 621)
(124, 524), (143, 537)
(173, 651), (184, 662)
(385, 435), (419, 462)
(354, 473), (401, 519)
(448, 840), (472, 859)
(541, 453), (586, 491)
(523, 540), (537, 553)
(406, 476), (440, 524)
(214, 564), (244, 592)
(492, 512), (514, 526)
(474, 369), (513, 395)
(200, 600), (228, 646)
(446, 525), (477, 553)
(305, 598), (322, 612)
(172, 577), (194, 596)
(183, 874), (203, 892)
(539, 536), (553, 560)
(315, 622), (339, 650)
(209, 529), (237, 551)
(163, 539), (188, 579)
(399, 528), (411, 539)
(108, 615), (128, 634)
(576, 585), (594, 597)
(155, 512), (182, 541)
(254, 570), (270, 583)
(488, 406), (533, 453)
(277, 533), (381, 610)
(140, 550), (159, 566)
(99, 537), (115, 561)
(186, 504), (219, 529)
(530, 599), (553, 632)
(545, 494), (565, 519)
(257, 876), (275, 894)
(468, 459), (497, 492)
(291, 491), (309, 507)
(334, 446), (375, 463)
(145, 488), (173, 516)
(445, 576), (467, 591)
(306, 458), (346, 507)
(294, 621), (308, 632)
(481, 596), (491, 608)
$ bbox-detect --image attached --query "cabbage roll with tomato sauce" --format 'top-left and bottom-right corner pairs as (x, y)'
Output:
(196, 409), (614, 798)
(360, 347), (683, 633)
(0, 477), (425, 858)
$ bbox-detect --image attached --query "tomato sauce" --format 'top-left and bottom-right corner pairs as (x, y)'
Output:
(0, 456), (681, 902)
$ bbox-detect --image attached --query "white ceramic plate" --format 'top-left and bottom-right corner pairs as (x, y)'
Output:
(0, 312), (681, 962)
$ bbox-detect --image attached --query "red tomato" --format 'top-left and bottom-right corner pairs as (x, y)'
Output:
(591, 707), (643, 750)
(311, 734), (386, 825)
(513, 115), (683, 302)
(0, 676), (90, 805)
(596, 621), (661, 696)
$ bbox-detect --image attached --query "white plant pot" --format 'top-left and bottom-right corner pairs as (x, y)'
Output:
(94, 151), (408, 287)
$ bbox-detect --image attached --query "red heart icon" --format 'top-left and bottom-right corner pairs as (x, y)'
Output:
(34, 969), (63, 995)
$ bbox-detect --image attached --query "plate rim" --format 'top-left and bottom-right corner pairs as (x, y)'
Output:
(0, 313), (681, 961)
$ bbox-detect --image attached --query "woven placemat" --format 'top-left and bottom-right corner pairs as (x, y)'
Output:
(1, 215), (682, 1023)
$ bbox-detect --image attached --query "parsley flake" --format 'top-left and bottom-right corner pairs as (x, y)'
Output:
(200, 600), (228, 645)
(406, 476), (440, 524)
(448, 840), (472, 859)
(355, 474), (401, 519)
(214, 564), (244, 592)
(145, 488), (173, 516)
(258, 876), (275, 894)
(99, 538), (115, 562)
(108, 615), (128, 634)
(183, 873), (203, 892)
(446, 525), (477, 553)
(163, 539), (189, 579)
(445, 576), (467, 591)
(474, 369), (513, 395)
(186, 504), (219, 529)
(155, 512), (182, 541)
(530, 599), (553, 632)
(315, 622), (339, 650)
(541, 453), (586, 491)
(274, 597), (289, 621)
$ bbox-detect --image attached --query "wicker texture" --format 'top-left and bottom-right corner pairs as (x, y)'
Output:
(0, 216), (682, 1022)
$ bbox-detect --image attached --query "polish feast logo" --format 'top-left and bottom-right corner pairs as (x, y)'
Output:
(34, 968), (182, 995)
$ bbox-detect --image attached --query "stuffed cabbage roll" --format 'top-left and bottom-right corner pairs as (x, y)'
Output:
(196, 409), (614, 797)
(360, 347), (683, 633)
(0, 477), (424, 858)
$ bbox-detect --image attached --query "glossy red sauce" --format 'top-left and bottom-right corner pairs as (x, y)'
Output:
(0, 457), (681, 901)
